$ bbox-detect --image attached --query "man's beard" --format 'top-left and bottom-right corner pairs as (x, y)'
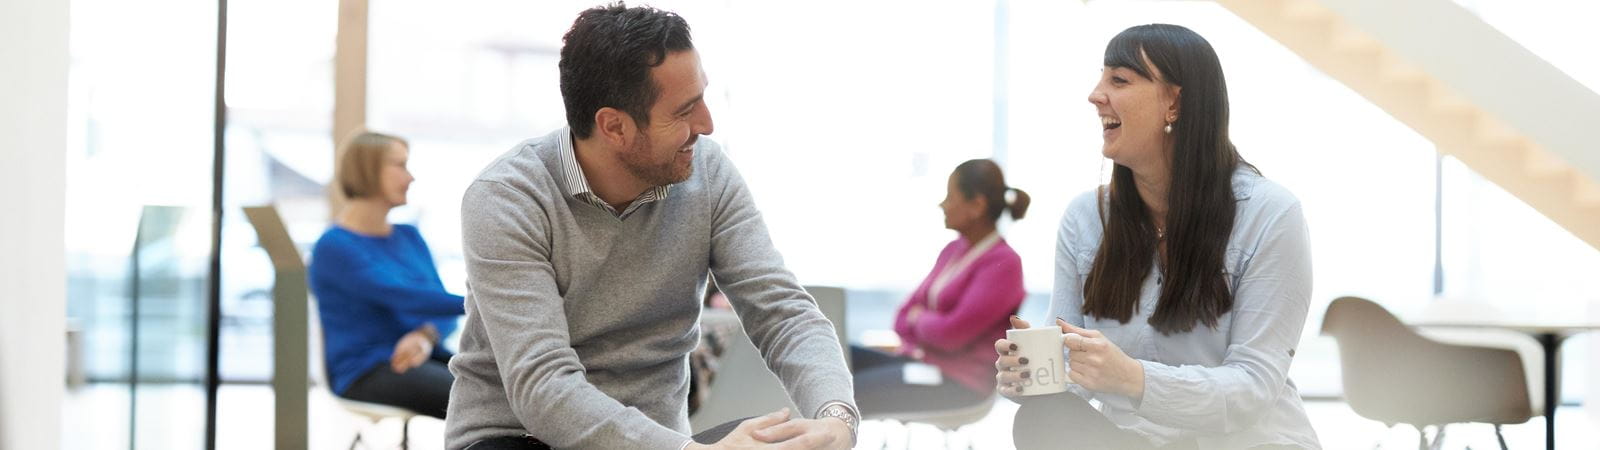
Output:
(619, 133), (693, 187)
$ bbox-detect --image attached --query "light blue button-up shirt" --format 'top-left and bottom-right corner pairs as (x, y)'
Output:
(1050, 168), (1320, 449)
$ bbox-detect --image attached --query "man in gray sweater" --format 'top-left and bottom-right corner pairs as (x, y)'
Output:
(445, 3), (857, 450)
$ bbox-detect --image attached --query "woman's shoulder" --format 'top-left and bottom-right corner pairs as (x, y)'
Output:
(1233, 169), (1302, 219)
(313, 226), (355, 250)
(1062, 187), (1103, 225)
(1056, 187), (1105, 245)
(393, 223), (423, 238)
(985, 238), (1025, 265)
(935, 237), (966, 260)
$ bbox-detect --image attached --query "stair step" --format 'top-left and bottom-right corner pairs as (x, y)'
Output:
(1423, 81), (1474, 116)
(1521, 145), (1569, 178)
(1328, 22), (1382, 58)
(1575, 175), (1600, 208)
(1376, 53), (1427, 84)
(1281, 0), (1328, 23)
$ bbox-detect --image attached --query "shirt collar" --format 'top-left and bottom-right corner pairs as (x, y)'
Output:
(557, 128), (672, 218)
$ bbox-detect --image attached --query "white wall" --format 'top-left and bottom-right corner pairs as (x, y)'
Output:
(0, 0), (67, 447)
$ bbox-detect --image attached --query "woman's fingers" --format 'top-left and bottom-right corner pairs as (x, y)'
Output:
(1009, 315), (1031, 330)
(995, 371), (1027, 397)
(1056, 318), (1102, 338)
(993, 338), (1017, 356)
(1062, 332), (1087, 353)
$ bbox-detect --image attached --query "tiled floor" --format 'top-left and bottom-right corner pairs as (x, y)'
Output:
(64, 384), (1598, 449)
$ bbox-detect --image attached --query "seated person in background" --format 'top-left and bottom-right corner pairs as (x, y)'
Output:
(445, 3), (856, 450)
(309, 131), (466, 419)
(851, 159), (1030, 415)
(688, 277), (733, 416)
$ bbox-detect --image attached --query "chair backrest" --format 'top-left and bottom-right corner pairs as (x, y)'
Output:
(806, 285), (848, 370)
(1321, 296), (1533, 426)
(689, 285), (850, 432)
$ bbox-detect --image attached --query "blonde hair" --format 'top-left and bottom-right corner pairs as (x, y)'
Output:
(336, 131), (408, 199)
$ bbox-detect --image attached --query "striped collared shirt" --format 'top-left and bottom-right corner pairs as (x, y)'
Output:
(557, 130), (670, 219)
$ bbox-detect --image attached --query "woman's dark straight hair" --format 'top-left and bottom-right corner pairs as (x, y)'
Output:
(1082, 24), (1258, 335)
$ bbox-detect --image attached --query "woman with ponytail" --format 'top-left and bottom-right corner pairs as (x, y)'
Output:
(852, 158), (1030, 415)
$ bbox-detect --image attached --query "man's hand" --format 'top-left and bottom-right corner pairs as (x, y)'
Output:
(685, 408), (791, 450)
(752, 413), (852, 450)
(389, 329), (434, 374)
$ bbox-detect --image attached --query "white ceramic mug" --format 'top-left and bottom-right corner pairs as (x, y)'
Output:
(1006, 326), (1073, 395)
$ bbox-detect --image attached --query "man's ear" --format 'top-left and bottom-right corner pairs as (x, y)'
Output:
(593, 107), (636, 148)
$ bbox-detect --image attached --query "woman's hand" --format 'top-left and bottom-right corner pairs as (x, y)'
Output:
(389, 325), (437, 374)
(1058, 318), (1145, 401)
(993, 315), (1032, 398)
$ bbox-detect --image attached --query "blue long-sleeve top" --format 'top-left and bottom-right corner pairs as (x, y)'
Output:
(308, 224), (465, 394)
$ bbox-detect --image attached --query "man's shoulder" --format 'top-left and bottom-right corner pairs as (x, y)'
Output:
(469, 131), (567, 202)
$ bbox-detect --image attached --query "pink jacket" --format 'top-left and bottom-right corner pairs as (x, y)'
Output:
(893, 237), (1026, 393)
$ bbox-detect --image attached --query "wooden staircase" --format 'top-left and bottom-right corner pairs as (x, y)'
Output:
(1217, 0), (1600, 250)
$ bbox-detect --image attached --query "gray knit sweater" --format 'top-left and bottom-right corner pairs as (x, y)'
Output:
(444, 128), (855, 450)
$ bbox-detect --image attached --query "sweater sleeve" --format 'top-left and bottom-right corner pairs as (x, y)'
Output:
(1132, 202), (1312, 433)
(705, 151), (856, 419)
(910, 251), (1025, 352)
(461, 180), (691, 449)
(310, 234), (465, 317)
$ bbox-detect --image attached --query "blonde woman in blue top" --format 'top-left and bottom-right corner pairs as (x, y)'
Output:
(309, 131), (465, 419)
(994, 25), (1319, 449)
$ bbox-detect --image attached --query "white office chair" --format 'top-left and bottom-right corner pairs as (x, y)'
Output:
(689, 285), (850, 432)
(308, 296), (422, 450)
(248, 204), (420, 450)
(1323, 296), (1536, 450)
(863, 393), (997, 450)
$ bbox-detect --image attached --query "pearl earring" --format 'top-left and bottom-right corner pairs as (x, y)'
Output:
(1163, 123), (1172, 134)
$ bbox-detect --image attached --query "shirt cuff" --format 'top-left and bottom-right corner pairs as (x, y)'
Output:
(1134, 360), (1183, 416)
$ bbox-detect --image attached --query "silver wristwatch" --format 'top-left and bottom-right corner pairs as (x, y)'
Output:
(815, 401), (859, 444)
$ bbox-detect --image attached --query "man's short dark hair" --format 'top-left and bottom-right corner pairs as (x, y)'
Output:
(559, 2), (694, 139)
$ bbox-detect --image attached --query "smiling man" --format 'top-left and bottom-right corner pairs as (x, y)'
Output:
(444, 3), (857, 450)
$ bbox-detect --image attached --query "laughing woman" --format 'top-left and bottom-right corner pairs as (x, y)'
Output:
(995, 24), (1319, 449)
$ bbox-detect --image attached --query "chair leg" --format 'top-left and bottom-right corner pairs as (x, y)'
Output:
(347, 431), (361, 450)
(400, 417), (410, 450)
(1494, 424), (1509, 450)
(1415, 424), (1429, 450)
(1429, 424), (1447, 450)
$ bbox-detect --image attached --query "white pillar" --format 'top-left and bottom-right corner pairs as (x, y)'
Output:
(0, 0), (68, 447)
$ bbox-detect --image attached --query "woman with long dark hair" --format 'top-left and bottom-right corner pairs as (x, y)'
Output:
(995, 24), (1319, 449)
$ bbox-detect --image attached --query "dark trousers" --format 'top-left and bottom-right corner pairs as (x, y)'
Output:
(341, 352), (454, 419)
(1013, 392), (1186, 450)
(1014, 393), (1304, 450)
(463, 418), (750, 450)
(850, 345), (986, 415)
